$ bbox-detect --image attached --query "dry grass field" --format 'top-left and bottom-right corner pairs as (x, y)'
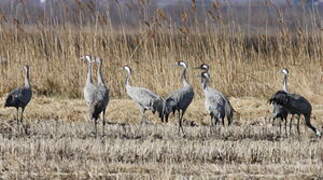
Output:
(0, 0), (323, 179)
(0, 97), (322, 179)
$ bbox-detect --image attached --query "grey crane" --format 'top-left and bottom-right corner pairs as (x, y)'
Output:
(194, 63), (236, 126)
(194, 63), (234, 126)
(81, 55), (97, 106)
(164, 61), (195, 136)
(271, 68), (289, 134)
(81, 55), (110, 137)
(122, 65), (165, 125)
(268, 90), (321, 137)
(4, 65), (32, 134)
(92, 57), (109, 136)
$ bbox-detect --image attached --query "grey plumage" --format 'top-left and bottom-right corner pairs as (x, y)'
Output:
(122, 65), (165, 124)
(82, 55), (97, 106)
(81, 55), (109, 137)
(272, 104), (288, 132)
(164, 61), (194, 136)
(4, 65), (32, 134)
(194, 64), (234, 126)
(268, 90), (321, 137)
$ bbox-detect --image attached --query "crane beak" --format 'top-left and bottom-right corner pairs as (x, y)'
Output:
(193, 66), (201, 69)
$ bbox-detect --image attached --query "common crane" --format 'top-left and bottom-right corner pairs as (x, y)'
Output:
(269, 90), (321, 137)
(122, 65), (165, 125)
(4, 65), (32, 134)
(271, 68), (289, 134)
(195, 63), (234, 126)
(93, 57), (109, 136)
(195, 64), (235, 126)
(164, 61), (195, 136)
(81, 55), (96, 106)
(81, 55), (109, 137)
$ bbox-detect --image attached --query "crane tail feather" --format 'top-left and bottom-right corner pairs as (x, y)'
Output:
(4, 95), (15, 107)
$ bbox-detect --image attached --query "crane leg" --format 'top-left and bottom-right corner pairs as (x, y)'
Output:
(213, 117), (220, 135)
(16, 108), (19, 132)
(165, 113), (169, 123)
(304, 115), (317, 135)
(284, 118), (287, 136)
(137, 108), (146, 135)
(221, 117), (225, 127)
(21, 107), (27, 134)
(209, 115), (213, 134)
(289, 114), (294, 135)
(102, 110), (106, 137)
(177, 110), (181, 135)
(94, 118), (98, 138)
(279, 118), (282, 135)
(178, 110), (186, 137)
(297, 115), (301, 135)
(214, 117), (219, 126)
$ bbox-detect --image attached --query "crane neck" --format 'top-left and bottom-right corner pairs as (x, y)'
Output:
(282, 74), (288, 92)
(24, 68), (31, 88)
(86, 62), (94, 85)
(97, 62), (105, 86)
(181, 68), (189, 87)
(201, 77), (209, 90)
(125, 70), (131, 88)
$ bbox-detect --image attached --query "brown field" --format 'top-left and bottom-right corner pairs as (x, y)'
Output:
(0, 97), (323, 179)
(0, 0), (323, 179)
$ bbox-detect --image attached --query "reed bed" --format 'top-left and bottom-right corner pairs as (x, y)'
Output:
(0, 1), (322, 100)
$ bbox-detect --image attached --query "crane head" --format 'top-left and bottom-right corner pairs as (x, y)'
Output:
(80, 55), (95, 64)
(201, 72), (211, 80)
(281, 68), (289, 75)
(176, 61), (188, 68)
(194, 63), (209, 71)
(122, 65), (132, 74)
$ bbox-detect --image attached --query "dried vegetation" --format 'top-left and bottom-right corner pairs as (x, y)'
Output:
(0, 0), (323, 178)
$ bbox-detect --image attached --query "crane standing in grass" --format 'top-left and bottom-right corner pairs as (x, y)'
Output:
(164, 61), (195, 136)
(271, 68), (289, 134)
(5, 65), (32, 134)
(81, 55), (109, 137)
(194, 63), (235, 126)
(269, 90), (321, 137)
(93, 57), (109, 136)
(122, 65), (165, 125)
